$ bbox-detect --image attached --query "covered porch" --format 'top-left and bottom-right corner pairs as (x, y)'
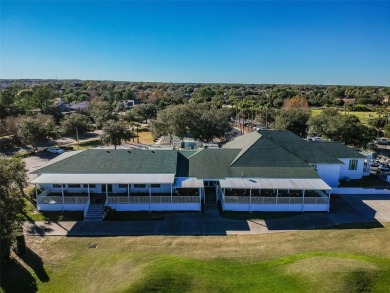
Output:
(219, 178), (332, 212)
(32, 174), (203, 212)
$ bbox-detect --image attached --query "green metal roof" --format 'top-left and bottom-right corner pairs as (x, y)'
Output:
(32, 149), (178, 174)
(259, 130), (365, 163)
(187, 149), (241, 178)
(32, 130), (363, 180)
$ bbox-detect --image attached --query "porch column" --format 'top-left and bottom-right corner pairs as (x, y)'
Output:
(301, 190), (305, 212)
(149, 184), (152, 212)
(249, 189), (252, 213)
(61, 184), (65, 211)
(128, 184), (130, 203)
(87, 184), (90, 202)
(106, 184), (108, 200)
(171, 184), (173, 203)
(327, 190), (331, 212)
(203, 188), (206, 205)
(276, 189), (278, 204)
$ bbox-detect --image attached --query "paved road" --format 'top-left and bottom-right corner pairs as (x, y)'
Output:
(23, 194), (390, 236)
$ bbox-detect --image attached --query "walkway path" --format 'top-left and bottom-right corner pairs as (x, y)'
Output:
(23, 194), (390, 236)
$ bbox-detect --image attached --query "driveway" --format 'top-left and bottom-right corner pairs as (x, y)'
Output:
(23, 194), (390, 236)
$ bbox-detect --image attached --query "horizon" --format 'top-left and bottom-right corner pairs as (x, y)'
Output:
(1, 1), (390, 86)
(1, 78), (389, 88)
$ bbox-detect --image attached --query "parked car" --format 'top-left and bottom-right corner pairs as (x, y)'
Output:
(307, 136), (324, 142)
(376, 138), (390, 145)
(47, 147), (64, 154)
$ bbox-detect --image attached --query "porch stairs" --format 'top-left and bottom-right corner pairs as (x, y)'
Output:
(84, 203), (105, 221)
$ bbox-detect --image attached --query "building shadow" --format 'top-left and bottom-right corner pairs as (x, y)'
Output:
(20, 247), (50, 283)
(0, 257), (38, 293)
(66, 211), (252, 236)
(265, 194), (386, 231)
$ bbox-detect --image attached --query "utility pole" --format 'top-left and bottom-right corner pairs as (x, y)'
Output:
(75, 127), (79, 150)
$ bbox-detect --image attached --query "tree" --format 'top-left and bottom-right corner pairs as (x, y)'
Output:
(101, 120), (133, 149)
(31, 85), (56, 113)
(308, 109), (376, 147)
(0, 89), (15, 117)
(384, 124), (390, 138)
(17, 114), (56, 149)
(282, 96), (309, 110)
(368, 116), (388, 132)
(129, 104), (157, 123)
(90, 100), (117, 129)
(189, 106), (231, 142)
(273, 109), (310, 136)
(0, 156), (27, 260)
(61, 113), (93, 135)
(150, 104), (231, 143)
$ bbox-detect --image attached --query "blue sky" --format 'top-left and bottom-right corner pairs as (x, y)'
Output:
(1, 1), (390, 86)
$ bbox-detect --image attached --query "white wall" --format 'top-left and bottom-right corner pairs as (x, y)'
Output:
(37, 203), (87, 211)
(109, 203), (201, 211)
(40, 183), (172, 194)
(316, 164), (341, 187)
(339, 158), (365, 180)
(222, 203), (329, 212)
(332, 188), (390, 195)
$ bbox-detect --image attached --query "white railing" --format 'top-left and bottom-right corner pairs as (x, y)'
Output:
(84, 198), (90, 218)
(108, 196), (131, 204)
(224, 196), (328, 205)
(171, 196), (199, 203)
(37, 195), (62, 204)
(38, 196), (90, 204)
(107, 195), (200, 204)
(63, 196), (89, 204)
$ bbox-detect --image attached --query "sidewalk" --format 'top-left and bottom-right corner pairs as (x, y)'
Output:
(23, 194), (390, 237)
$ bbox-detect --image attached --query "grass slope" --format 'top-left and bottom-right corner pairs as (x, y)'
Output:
(2, 225), (390, 292)
(310, 109), (378, 125)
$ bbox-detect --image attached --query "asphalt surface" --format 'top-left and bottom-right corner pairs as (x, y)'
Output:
(23, 194), (390, 236)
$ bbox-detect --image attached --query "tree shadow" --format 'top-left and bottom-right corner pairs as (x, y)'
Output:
(20, 247), (50, 282)
(0, 257), (38, 293)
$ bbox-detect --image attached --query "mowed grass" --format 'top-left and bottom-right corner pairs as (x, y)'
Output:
(2, 225), (390, 293)
(310, 109), (378, 125)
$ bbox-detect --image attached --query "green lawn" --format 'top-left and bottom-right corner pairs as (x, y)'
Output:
(2, 225), (390, 292)
(22, 199), (84, 222)
(310, 109), (378, 125)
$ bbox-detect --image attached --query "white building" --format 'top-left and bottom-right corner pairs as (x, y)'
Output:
(31, 130), (368, 220)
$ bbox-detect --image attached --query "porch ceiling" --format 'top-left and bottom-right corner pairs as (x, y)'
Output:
(219, 178), (332, 190)
(32, 173), (175, 184)
(174, 177), (204, 188)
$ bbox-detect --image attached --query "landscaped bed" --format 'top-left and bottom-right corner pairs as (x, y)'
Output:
(338, 175), (389, 188)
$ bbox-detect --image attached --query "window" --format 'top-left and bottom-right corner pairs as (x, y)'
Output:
(348, 160), (358, 170)
(134, 184), (146, 188)
(88, 184), (96, 188)
(151, 184), (161, 188)
(53, 184), (62, 188)
(119, 184), (128, 189)
(68, 184), (81, 188)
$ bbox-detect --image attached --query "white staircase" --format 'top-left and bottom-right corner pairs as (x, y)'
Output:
(84, 203), (105, 221)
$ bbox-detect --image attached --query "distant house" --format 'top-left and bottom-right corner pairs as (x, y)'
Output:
(121, 99), (142, 109)
(58, 101), (89, 113)
(31, 130), (369, 220)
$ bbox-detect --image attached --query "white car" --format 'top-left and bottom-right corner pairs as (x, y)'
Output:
(47, 147), (64, 154)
